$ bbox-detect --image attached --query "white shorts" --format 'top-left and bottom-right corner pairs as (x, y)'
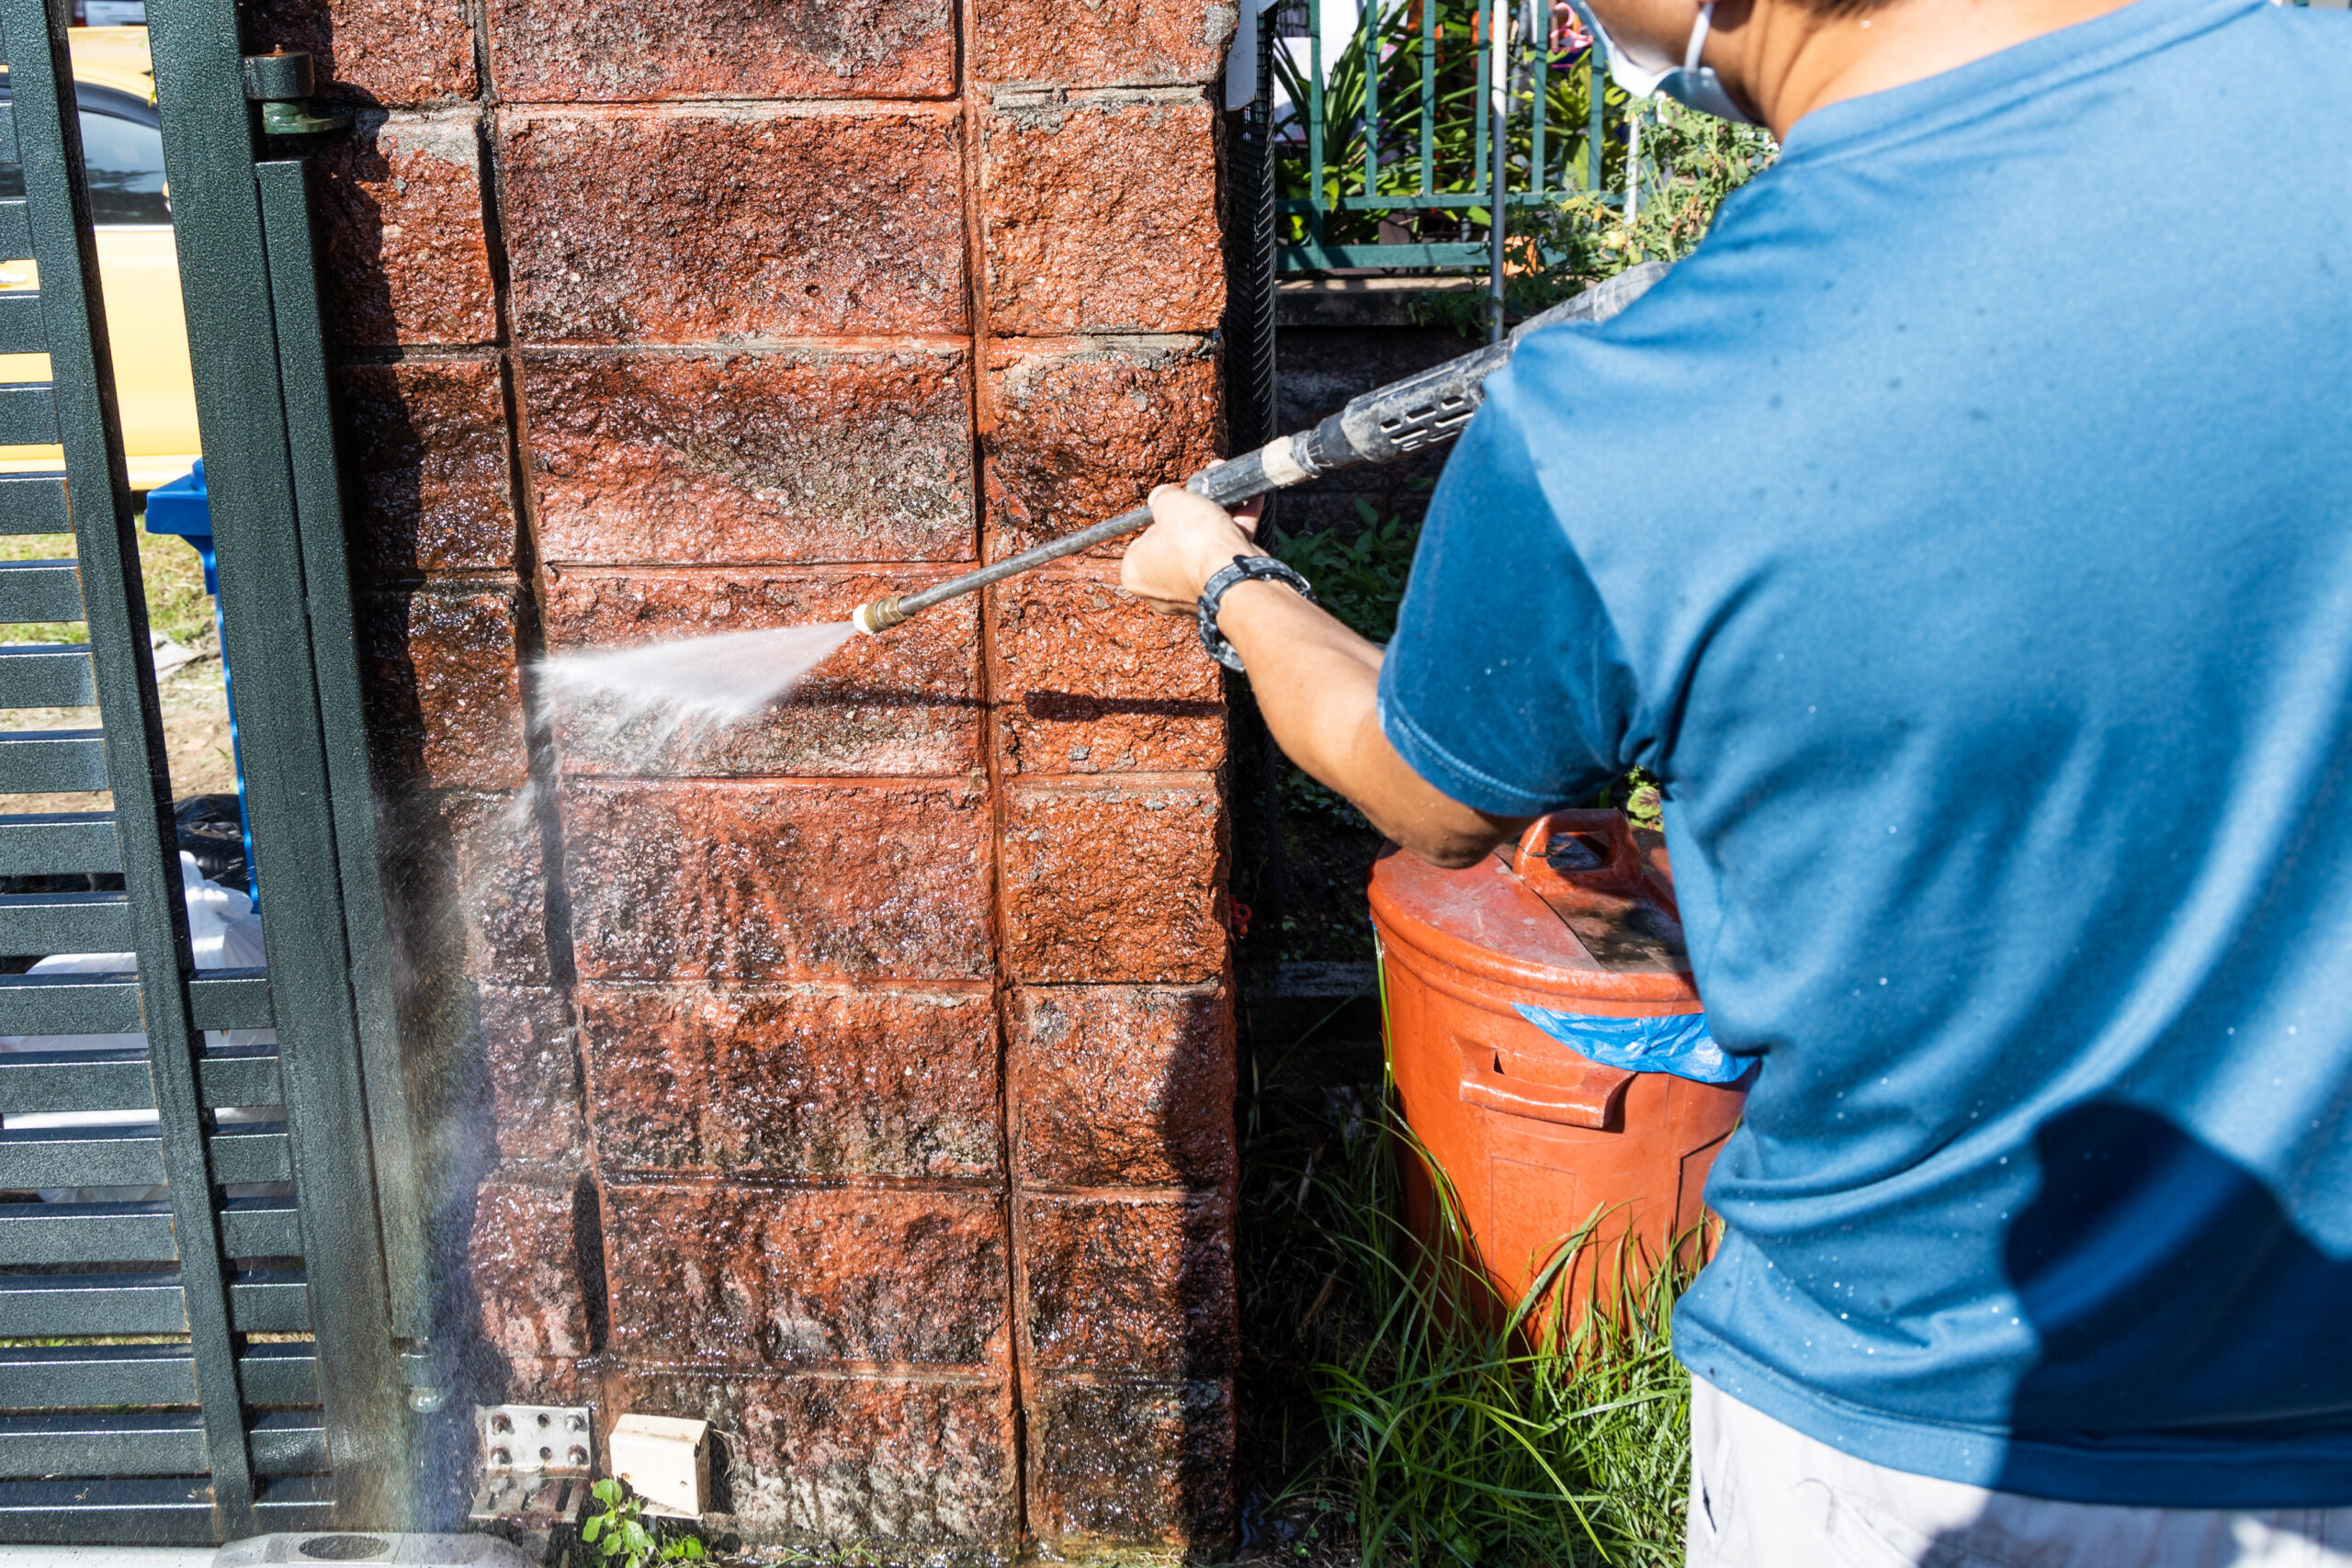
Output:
(1687, 1377), (2352, 1568)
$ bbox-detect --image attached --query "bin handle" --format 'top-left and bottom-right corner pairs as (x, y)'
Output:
(1455, 1028), (1635, 1131)
(1513, 809), (1641, 895)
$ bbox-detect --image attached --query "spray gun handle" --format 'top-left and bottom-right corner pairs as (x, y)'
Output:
(854, 263), (1673, 637)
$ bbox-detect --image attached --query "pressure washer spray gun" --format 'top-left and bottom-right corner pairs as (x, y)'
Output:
(849, 262), (1668, 639)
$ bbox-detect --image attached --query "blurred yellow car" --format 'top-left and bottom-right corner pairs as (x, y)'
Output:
(0, 26), (198, 491)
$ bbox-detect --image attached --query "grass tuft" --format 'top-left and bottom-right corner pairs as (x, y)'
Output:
(1234, 971), (1694, 1566)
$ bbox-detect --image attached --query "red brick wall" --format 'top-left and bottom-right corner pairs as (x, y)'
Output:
(276, 0), (1242, 1551)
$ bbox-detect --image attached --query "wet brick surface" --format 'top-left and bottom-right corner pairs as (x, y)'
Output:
(498, 107), (967, 344)
(989, 572), (1224, 775)
(487, 0), (954, 101)
(469, 1170), (599, 1361)
(581, 983), (999, 1180)
(542, 570), (980, 777)
(563, 778), (993, 983)
(984, 338), (1222, 561)
(1026, 1377), (1236, 1548)
(604, 1183), (1010, 1370)
(981, 95), (1224, 336)
(608, 1370), (1016, 1541)
(337, 357), (516, 579)
(1012, 983), (1235, 1189)
(1020, 1190), (1238, 1378)
(523, 346), (975, 567)
(380, 788), (553, 987)
(360, 585), (529, 792)
(1002, 779), (1226, 983)
(976, 0), (1234, 88)
(314, 111), (497, 348)
(481, 985), (589, 1168)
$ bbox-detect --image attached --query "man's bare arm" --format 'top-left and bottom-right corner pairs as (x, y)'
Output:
(1121, 486), (1527, 868)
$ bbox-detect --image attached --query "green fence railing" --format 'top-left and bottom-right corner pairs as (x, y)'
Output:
(1273, 0), (1627, 274)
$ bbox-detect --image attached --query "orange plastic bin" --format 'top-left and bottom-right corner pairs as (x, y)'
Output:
(1368, 810), (1751, 1320)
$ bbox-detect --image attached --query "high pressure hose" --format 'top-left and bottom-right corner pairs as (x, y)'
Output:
(851, 261), (1669, 637)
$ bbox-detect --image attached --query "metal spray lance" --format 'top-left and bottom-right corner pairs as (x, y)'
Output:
(850, 261), (1668, 638)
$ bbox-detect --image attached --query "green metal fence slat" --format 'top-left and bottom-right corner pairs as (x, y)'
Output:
(0, 472), (69, 535)
(0, 969), (140, 1032)
(211, 1122), (291, 1185)
(254, 1473), (338, 1530)
(0, 1045), (281, 1116)
(231, 1269), (311, 1332)
(250, 1411), (331, 1475)
(0, 810), (119, 875)
(0, 100), (16, 165)
(0, 558), (82, 622)
(0, 888), (132, 953)
(0, 1270), (317, 1342)
(200, 1047), (282, 1106)
(0, 1343), (197, 1409)
(0, 1409), (336, 1479)
(0, 1122), (165, 1186)
(242, 1341), (321, 1405)
(0, 728), (107, 792)
(0, 1047), (148, 1115)
(0, 382), (59, 445)
(221, 1194), (302, 1256)
(0, 1342), (313, 1411)
(0, 1410), (326, 1479)
(0, 1271), (186, 1336)
(0, 643), (94, 706)
(0, 1413), (209, 1479)
(0, 1199), (175, 1265)
(0, 1478), (216, 1545)
(0, 292), (41, 354)
(188, 969), (272, 1031)
(0, 199), (28, 261)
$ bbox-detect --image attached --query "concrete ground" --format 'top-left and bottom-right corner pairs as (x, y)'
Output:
(0, 1551), (219, 1568)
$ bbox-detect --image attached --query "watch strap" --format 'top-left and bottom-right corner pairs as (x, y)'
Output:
(1197, 554), (1317, 673)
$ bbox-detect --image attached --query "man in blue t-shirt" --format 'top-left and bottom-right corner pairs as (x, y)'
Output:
(1125, 0), (2352, 1561)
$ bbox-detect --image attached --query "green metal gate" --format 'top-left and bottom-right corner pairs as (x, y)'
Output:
(0, 0), (420, 1540)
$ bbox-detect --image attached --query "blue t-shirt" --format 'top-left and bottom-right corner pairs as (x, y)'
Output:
(1379, 0), (2352, 1509)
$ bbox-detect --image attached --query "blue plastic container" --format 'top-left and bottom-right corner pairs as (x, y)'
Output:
(143, 461), (257, 903)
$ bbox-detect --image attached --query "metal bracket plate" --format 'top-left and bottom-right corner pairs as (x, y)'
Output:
(467, 1404), (594, 1527)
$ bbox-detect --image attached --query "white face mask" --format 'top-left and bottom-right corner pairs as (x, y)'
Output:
(1576, 1), (1757, 124)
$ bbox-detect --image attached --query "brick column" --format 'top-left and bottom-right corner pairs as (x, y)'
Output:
(285, 0), (1240, 1552)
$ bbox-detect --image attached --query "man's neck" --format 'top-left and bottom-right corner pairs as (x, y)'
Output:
(1714, 0), (2143, 137)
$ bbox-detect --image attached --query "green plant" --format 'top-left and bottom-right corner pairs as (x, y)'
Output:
(1267, 498), (1423, 646)
(580, 1480), (706, 1568)
(1545, 99), (1777, 277)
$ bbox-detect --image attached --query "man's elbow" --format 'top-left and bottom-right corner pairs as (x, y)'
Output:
(1377, 817), (1516, 870)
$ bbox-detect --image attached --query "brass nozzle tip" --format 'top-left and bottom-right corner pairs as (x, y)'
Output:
(853, 595), (909, 637)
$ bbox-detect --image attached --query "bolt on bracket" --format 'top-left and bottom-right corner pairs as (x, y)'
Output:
(468, 1404), (595, 1528)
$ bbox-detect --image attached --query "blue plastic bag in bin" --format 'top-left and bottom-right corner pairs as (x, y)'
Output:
(1512, 1006), (1752, 1086)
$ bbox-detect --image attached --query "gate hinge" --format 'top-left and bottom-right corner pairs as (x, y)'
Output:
(243, 50), (353, 136)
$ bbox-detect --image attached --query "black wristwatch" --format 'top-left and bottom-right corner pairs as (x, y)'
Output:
(1197, 555), (1317, 673)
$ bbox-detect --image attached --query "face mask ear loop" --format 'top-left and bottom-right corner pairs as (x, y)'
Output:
(1684, 1), (1716, 72)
